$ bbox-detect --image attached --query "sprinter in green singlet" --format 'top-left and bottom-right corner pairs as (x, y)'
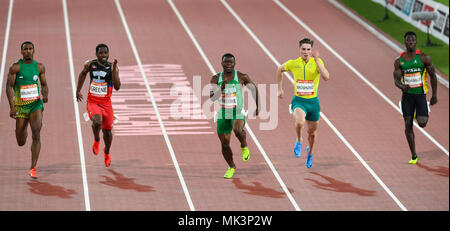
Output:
(5, 41), (48, 179)
(210, 53), (259, 179)
(394, 31), (438, 164)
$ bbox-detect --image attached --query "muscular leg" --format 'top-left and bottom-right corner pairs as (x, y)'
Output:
(293, 108), (306, 143)
(91, 114), (102, 141)
(102, 128), (113, 154)
(232, 119), (247, 148)
(403, 116), (416, 155)
(15, 118), (29, 146)
(29, 109), (43, 169)
(218, 133), (235, 168)
(306, 120), (319, 155)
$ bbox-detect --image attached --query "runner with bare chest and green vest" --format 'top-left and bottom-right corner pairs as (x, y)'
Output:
(210, 53), (259, 179)
(6, 41), (48, 179)
(394, 31), (438, 164)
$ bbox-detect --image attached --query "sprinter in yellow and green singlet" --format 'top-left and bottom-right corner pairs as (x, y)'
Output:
(5, 41), (48, 179)
(277, 38), (330, 168)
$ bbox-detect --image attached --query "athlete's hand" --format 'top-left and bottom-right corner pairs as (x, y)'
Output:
(221, 79), (229, 90)
(278, 88), (284, 99)
(76, 91), (83, 102)
(113, 59), (118, 71)
(254, 106), (260, 117)
(402, 84), (410, 93)
(312, 49), (319, 58)
(42, 96), (48, 103)
(430, 95), (438, 106)
(9, 107), (16, 119)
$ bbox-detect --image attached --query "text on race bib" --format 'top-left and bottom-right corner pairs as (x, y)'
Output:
(90, 82), (108, 97)
(296, 80), (314, 96)
(221, 93), (237, 109)
(404, 72), (423, 88)
(20, 84), (39, 102)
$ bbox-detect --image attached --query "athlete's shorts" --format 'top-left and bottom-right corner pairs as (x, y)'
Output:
(401, 93), (428, 117)
(87, 100), (114, 130)
(216, 109), (246, 134)
(15, 99), (44, 119)
(291, 96), (320, 122)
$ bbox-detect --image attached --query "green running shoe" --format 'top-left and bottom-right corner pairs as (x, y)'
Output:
(224, 167), (236, 179)
(408, 156), (418, 165)
(241, 147), (250, 162)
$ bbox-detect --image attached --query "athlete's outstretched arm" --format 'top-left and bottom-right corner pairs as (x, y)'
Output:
(112, 59), (121, 91)
(209, 74), (222, 101)
(421, 53), (438, 105)
(38, 63), (48, 103)
(241, 73), (259, 116)
(393, 58), (409, 93)
(6, 63), (19, 118)
(76, 62), (90, 102)
(276, 63), (288, 99)
(312, 50), (329, 81)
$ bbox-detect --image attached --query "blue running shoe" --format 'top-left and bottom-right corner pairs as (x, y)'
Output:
(306, 146), (313, 168)
(294, 141), (302, 158)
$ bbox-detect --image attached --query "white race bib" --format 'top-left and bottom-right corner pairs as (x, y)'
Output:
(20, 84), (39, 102)
(221, 93), (237, 109)
(89, 82), (108, 97)
(296, 80), (314, 96)
(404, 73), (422, 88)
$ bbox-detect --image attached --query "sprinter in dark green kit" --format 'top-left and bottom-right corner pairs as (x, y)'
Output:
(393, 31), (438, 164)
(6, 41), (48, 179)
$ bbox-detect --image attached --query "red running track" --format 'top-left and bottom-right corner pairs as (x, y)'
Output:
(0, 0), (447, 211)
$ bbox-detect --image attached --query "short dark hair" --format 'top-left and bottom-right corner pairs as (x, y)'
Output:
(299, 37), (314, 47)
(404, 31), (416, 39)
(222, 53), (235, 62)
(21, 41), (34, 50)
(96, 43), (109, 53)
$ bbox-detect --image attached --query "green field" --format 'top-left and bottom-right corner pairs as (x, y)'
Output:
(434, 0), (449, 6)
(340, 0), (449, 77)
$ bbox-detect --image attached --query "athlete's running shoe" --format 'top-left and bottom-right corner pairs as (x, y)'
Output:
(306, 146), (313, 168)
(92, 139), (100, 155)
(28, 167), (38, 179)
(241, 147), (250, 162)
(224, 167), (236, 179)
(294, 141), (302, 158)
(104, 148), (111, 167)
(408, 155), (418, 165)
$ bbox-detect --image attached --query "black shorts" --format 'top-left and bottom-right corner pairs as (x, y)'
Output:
(401, 93), (428, 117)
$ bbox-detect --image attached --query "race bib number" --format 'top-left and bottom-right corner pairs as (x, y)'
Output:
(404, 73), (422, 88)
(20, 84), (39, 102)
(90, 82), (108, 97)
(296, 80), (314, 96)
(221, 93), (237, 109)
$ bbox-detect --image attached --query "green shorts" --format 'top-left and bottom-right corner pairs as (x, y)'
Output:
(291, 96), (320, 122)
(216, 109), (246, 134)
(15, 99), (44, 119)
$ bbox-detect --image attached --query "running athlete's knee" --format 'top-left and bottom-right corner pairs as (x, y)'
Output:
(31, 128), (41, 141)
(416, 116), (428, 128)
(221, 142), (231, 150)
(102, 129), (112, 138)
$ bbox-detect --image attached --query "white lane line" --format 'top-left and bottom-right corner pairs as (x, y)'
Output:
(168, 0), (301, 211)
(62, 0), (91, 211)
(114, 0), (195, 211)
(0, 0), (14, 100)
(328, 0), (448, 88)
(221, 0), (407, 211)
(274, 0), (448, 157)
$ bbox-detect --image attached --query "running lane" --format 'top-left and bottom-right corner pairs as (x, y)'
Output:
(66, 0), (188, 210)
(225, 0), (448, 210)
(0, 0), (85, 210)
(172, 0), (403, 210)
(119, 0), (296, 210)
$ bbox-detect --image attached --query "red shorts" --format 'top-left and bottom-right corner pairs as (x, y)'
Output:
(87, 101), (114, 130)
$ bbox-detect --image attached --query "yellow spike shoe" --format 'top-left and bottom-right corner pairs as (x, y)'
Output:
(224, 167), (236, 179)
(408, 156), (418, 165)
(241, 147), (250, 162)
